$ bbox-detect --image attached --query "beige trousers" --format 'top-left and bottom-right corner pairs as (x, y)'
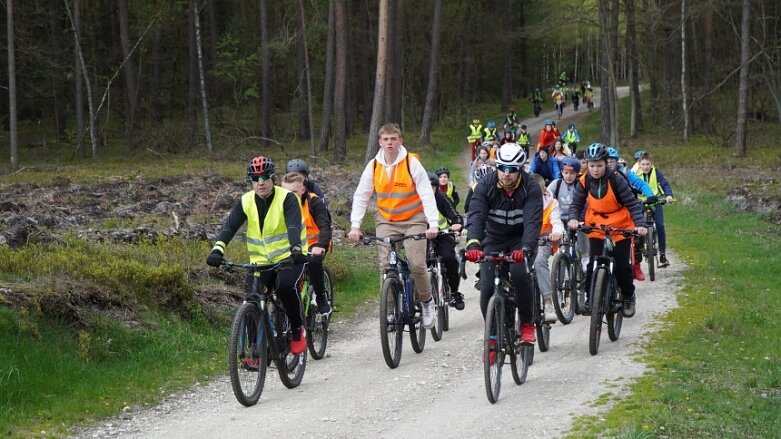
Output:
(375, 211), (432, 302)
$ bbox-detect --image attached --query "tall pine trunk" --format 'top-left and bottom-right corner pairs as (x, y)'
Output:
(187, 0), (197, 143)
(626, 0), (643, 136)
(317, 0), (336, 153)
(73, 0), (84, 157)
(259, 0), (272, 147)
(194, 0), (213, 153)
(364, 0), (389, 163)
(117, 0), (137, 142)
(333, 0), (348, 163)
(418, 0), (443, 145)
(7, 0), (18, 172)
(681, 0), (689, 142)
(734, 0), (751, 157)
(296, 1), (311, 140)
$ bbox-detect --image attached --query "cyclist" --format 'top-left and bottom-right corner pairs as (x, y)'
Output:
(348, 123), (440, 328)
(516, 124), (531, 146)
(435, 166), (460, 208)
(206, 156), (309, 354)
(501, 129), (515, 145)
(470, 145), (492, 185)
(567, 143), (647, 318)
(467, 118), (484, 160)
(427, 172), (466, 310)
(633, 151), (675, 267)
(464, 164), (495, 215)
(571, 87), (581, 111)
(286, 159), (328, 207)
(504, 107), (518, 131)
(281, 172), (333, 315)
(464, 143), (543, 344)
(552, 85), (566, 114)
(584, 87), (595, 108)
(576, 150), (588, 177)
(483, 121), (498, 143)
(530, 173), (564, 323)
(550, 139), (572, 161)
(531, 88), (544, 105)
(559, 71), (568, 85)
(530, 146), (561, 186)
(630, 149), (644, 174)
(561, 123), (581, 155)
(536, 119), (561, 151)
(549, 156), (590, 272)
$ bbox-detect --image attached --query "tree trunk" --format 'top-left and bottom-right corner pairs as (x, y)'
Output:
(49, 0), (66, 140)
(296, 1), (311, 140)
(702, 2), (713, 122)
(206, 0), (220, 117)
(317, 0), (336, 153)
(364, 0), (389, 163)
(681, 0), (689, 142)
(73, 0), (84, 157)
(333, 0), (348, 163)
(385, 1), (403, 126)
(7, 0), (18, 172)
(734, 0), (751, 157)
(626, 0), (643, 136)
(501, 0), (512, 111)
(519, 0), (528, 94)
(187, 0), (197, 143)
(297, 0), (316, 162)
(64, 0), (97, 159)
(597, 0), (614, 145)
(259, 0), (272, 146)
(152, 8), (162, 122)
(194, 0), (213, 154)
(418, 0), (443, 145)
(117, 0), (138, 140)
(608, 0), (619, 146)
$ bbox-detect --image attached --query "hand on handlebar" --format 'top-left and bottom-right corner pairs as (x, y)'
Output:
(348, 227), (363, 242)
(635, 226), (648, 237)
(510, 250), (526, 263)
(425, 227), (439, 240)
(568, 219), (580, 230)
(465, 248), (484, 262)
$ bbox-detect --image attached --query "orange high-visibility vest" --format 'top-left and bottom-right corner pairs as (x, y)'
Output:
(579, 174), (634, 243)
(374, 154), (424, 221)
(301, 192), (322, 248)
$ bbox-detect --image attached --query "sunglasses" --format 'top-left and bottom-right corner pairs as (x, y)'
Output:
(496, 165), (520, 173)
(248, 173), (274, 182)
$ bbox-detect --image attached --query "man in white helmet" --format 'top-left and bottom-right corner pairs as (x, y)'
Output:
(464, 143), (543, 346)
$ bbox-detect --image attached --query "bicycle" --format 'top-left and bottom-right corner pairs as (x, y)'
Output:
(555, 101), (564, 120)
(427, 231), (460, 339)
(470, 252), (534, 404)
(299, 260), (335, 360)
(641, 199), (666, 282)
(578, 224), (638, 356)
(550, 229), (586, 324)
(586, 96), (595, 112)
(363, 233), (431, 369)
(223, 260), (307, 407)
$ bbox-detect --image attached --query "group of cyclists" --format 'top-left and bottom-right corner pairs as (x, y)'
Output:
(206, 112), (674, 376)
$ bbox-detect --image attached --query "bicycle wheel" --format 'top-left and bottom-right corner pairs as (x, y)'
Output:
(510, 307), (530, 385)
(646, 227), (657, 282)
(484, 295), (504, 404)
(307, 267), (333, 360)
(551, 253), (575, 324)
(273, 307), (306, 389)
(228, 302), (267, 407)
(442, 282), (451, 332)
(607, 279), (624, 341)
(429, 273), (444, 342)
(589, 267), (608, 356)
(409, 299), (427, 353)
(537, 322), (550, 353)
(379, 276), (403, 369)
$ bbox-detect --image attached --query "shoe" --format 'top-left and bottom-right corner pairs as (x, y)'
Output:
(519, 323), (536, 344)
(623, 295), (636, 318)
(544, 303), (557, 322)
(659, 254), (670, 267)
(473, 279), (481, 290)
(633, 263), (646, 281)
(483, 338), (497, 365)
(289, 326), (307, 354)
(316, 298), (332, 315)
(450, 292), (465, 310)
(241, 356), (259, 371)
(421, 299), (436, 328)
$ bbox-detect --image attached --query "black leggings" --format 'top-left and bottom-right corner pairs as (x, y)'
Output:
(245, 263), (306, 331)
(307, 254), (327, 299)
(433, 235), (460, 295)
(586, 237), (634, 300)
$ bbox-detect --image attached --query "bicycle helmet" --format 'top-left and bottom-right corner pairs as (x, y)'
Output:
(472, 118), (480, 124)
(495, 143), (527, 167)
(607, 147), (620, 159)
(247, 156), (275, 177)
(534, 88), (540, 92)
(473, 164), (495, 182)
(554, 84), (561, 90)
(434, 167), (450, 177)
(633, 150), (645, 160)
(482, 140), (493, 147)
(585, 143), (608, 161)
(560, 156), (581, 173)
(617, 157), (627, 166)
(544, 118), (554, 126)
(568, 123), (575, 129)
(487, 121), (496, 129)
(286, 158), (309, 175)
(427, 171), (439, 186)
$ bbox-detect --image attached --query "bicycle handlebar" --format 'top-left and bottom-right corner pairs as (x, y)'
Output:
(643, 199), (667, 208)
(220, 260), (280, 272)
(361, 231), (452, 246)
(576, 223), (639, 238)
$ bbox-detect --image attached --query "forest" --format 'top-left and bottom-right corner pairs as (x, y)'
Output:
(2, 0), (779, 173)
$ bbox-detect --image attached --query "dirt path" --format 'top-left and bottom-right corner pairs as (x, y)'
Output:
(70, 87), (683, 439)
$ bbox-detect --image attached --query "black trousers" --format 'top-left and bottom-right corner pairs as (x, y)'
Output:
(432, 234), (460, 296)
(479, 236), (534, 324)
(586, 237), (634, 300)
(245, 262), (306, 331)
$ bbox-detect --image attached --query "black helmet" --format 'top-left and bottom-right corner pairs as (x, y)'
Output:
(286, 159), (309, 175)
(427, 172), (439, 186)
(434, 167), (449, 177)
(585, 143), (608, 161)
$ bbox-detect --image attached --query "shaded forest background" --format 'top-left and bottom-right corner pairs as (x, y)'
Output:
(1, 0), (779, 170)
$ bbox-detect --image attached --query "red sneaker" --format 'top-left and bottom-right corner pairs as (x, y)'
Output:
(241, 356), (259, 371)
(519, 323), (536, 344)
(289, 327), (307, 354)
(633, 263), (645, 281)
(483, 338), (497, 365)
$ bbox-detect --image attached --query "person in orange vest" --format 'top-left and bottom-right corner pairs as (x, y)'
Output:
(281, 172), (333, 315)
(567, 143), (647, 318)
(348, 123), (441, 328)
(530, 173), (564, 323)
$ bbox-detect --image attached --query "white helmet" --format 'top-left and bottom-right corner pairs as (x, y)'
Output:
(495, 143), (527, 167)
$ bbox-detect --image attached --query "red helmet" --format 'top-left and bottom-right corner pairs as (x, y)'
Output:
(247, 156), (275, 178)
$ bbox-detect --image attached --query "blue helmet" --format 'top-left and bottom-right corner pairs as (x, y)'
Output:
(544, 118), (555, 126)
(585, 143), (608, 161)
(568, 123), (575, 129)
(634, 150), (645, 160)
(560, 156), (581, 173)
(607, 147), (620, 159)
(487, 121), (496, 129)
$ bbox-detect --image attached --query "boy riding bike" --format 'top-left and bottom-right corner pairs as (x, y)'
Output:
(427, 172), (466, 310)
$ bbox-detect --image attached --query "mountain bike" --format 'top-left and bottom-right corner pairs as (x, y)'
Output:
(427, 231), (459, 339)
(572, 94), (580, 111)
(299, 260), (335, 360)
(641, 199), (666, 282)
(578, 224), (638, 356)
(471, 252), (533, 404)
(223, 260), (307, 407)
(550, 229), (586, 324)
(532, 237), (552, 360)
(586, 96), (595, 112)
(555, 100), (565, 120)
(363, 233), (431, 369)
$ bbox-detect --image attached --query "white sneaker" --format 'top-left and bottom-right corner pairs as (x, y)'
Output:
(544, 304), (557, 322)
(421, 299), (436, 328)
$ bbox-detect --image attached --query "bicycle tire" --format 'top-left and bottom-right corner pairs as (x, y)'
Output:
(607, 279), (624, 341)
(429, 273), (444, 341)
(442, 285), (451, 332)
(551, 252), (575, 324)
(228, 302), (267, 407)
(409, 300), (427, 354)
(589, 267), (608, 355)
(511, 344), (532, 385)
(379, 276), (403, 368)
(537, 322), (550, 352)
(646, 227), (657, 282)
(273, 307), (306, 389)
(307, 267), (333, 360)
(484, 295), (504, 404)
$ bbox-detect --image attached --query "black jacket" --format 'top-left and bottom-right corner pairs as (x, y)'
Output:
(435, 190), (463, 226)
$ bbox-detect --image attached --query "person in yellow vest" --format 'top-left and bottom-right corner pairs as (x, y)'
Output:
(483, 121), (498, 142)
(530, 173), (564, 323)
(348, 123), (441, 328)
(434, 167), (460, 208)
(207, 156), (309, 355)
(633, 151), (675, 267)
(281, 172), (333, 315)
(467, 119), (484, 161)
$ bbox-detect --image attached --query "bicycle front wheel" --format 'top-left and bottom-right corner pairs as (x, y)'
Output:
(273, 308), (307, 389)
(646, 227), (657, 282)
(380, 276), (403, 369)
(429, 273), (444, 342)
(409, 300), (427, 354)
(607, 279), (624, 341)
(484, 295), (505, 404)
(307, 267), (333, 360)
(589, 267), (608, 355)
(551, 252), (575, 324)
(229, 302), (267, 406)
(510, 307), (530, 385)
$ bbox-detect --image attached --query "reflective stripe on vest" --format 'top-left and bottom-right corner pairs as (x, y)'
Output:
(488, 207), (524, 226)
(438, 211), (449, 230)
(640, 167), (663, 199)
(242, 188), (308, 264)
(374, 155), (424, 221)
(579, 175), (634, 243)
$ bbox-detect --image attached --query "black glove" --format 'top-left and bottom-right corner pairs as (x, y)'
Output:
(290, 249), (307, 265)
(206, 250), (224, 267)
(646, 195), (658, 205)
